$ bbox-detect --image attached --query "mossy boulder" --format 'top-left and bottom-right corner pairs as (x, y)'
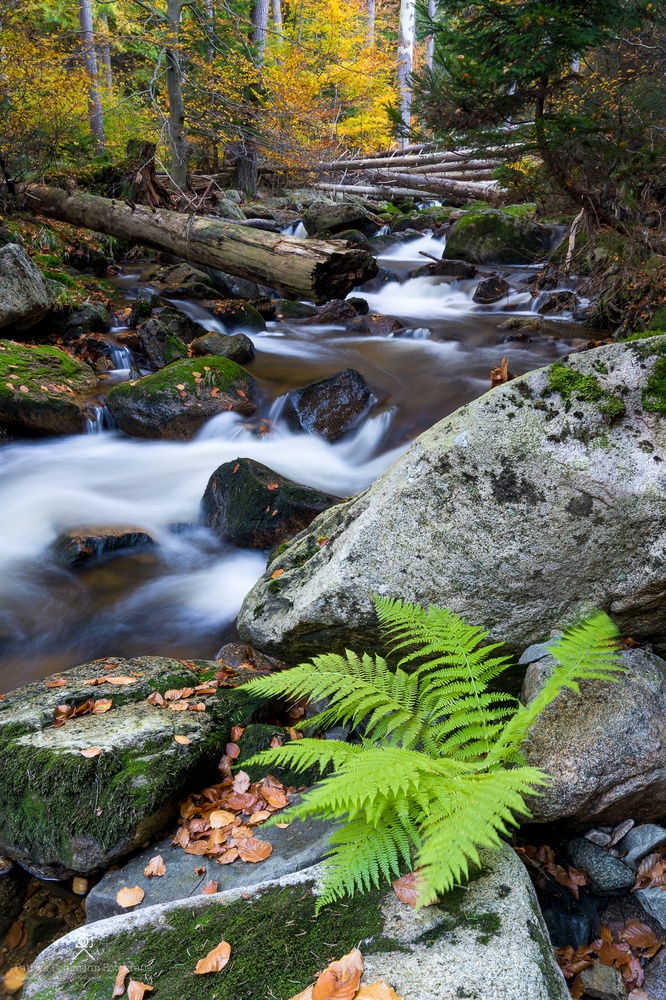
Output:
(213, 299), (266, 333)
(273, 300), (319, 320)
(202, 457), (341, 549)
(23, 845), (568, 1000)
(53, 303), (111, 341)
(136, 310), (195, 368)
(443, 209), (555, 265)
(302, 202), (370, 236)
(0, 655), (270, 878)
(0, 339), (97, 435)
(105, 356), (260, 440)
(0, 243), (54, 330)
(191, 331), (255, 364)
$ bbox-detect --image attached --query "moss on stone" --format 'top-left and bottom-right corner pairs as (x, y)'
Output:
(546, 363), (625, 419)
(0, 339), (97, 434)
(642, 357), (666, 414)
(444, 209), (552, 265)
(649, 307), (666, 330)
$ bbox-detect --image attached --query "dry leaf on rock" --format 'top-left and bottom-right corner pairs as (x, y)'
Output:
(93, 698), (113, 714)
(194, 940), (232, 974)
(248, 810), (272, 825)
(202, 880), (219, 895)
(210, 809), (236, 829)
(4, 922), (23, 950)
(144, 855), (166, 878)
(217, 848), (239, 864)
(233, 770), (250, 793)
(620, 921), (663, 951)
(112, 965), (130, 997)
(231, 725), (244, 742)
(312, 949), (364, 1000)
(3, 967), (27, 994)
(127, 981), (154, 1000)
(72, 877), (88, 895)
(392, 872), (420, 908)
(237, 837), (273, 863)
(174, 735), (191, 745)
(80, 747), (103, 758)
(355, 982), (404, 1000)
(44, 677), (67, 689)
(147, 691), (164, 707)
(116, 886), (145, 908)
(226, 742), (240, 759)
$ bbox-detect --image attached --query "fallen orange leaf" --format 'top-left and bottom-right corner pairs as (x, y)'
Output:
(92, 698), (113, 714)
(144, 855), (166, 878)
(271, 568), (284, 579)
(4, 922), (23, 950)
(116, 887), (145, 908)
(3, 967), (26, 994)
(194, 940), (232, 974)
(355, 984), (404, 1000)
(226, 742), (241, 759)
(202, 880), (219, 895)
(127, 981), (154, 1000)
(237, 837), (273, 863)
(44, 677), (67, 689)
(210, 809), (236, 829)
(217, 848), (240, 864)
(231, 725), (245, 742)
(112, 965), (130, 997)
(174, 734), (191, 745)
(80, 747), (103, 758)
(392, 872), (420, 908)
(312, 949), (364, 1000)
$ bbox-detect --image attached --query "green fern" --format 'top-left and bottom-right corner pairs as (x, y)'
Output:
(242, 599), (622, 909)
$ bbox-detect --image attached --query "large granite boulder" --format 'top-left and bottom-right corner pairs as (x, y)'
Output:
(0, 244), (54, 330)
(522, 648), (666, 826)
(202, 458), (341, 549)
(443, 209), (555, 266)
(0, 656), (268, 878)
(238, 337), (666, 660)
(106, 356), (260, 440)
(0, 339), (97, 435)
(24, 845), (568, 1000)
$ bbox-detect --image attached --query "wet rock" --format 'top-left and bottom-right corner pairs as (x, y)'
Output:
(53, 527), (155, 566)
(444, 209), (555, 266)
(253, 296), (277, 320)
(214, 641), (286, 673)
(616, 824), (666, 869)
(348, 314), (404, 337)
(191, 331), (255, 364)
(579, 962), (627, 999)
(585, 830), (613, 848)
(24, 844), (568, 1000)
(0, 339), (97, 435)
(136, 310), (190, 368)
(106, 356), (260, 440)
(53, 303), (111, 341)
(644, 946), (666, 996)
(143, 262), (217, 300)
(539, 887), (603, 949)
(202, 457), (340, 549)
(0, 858), (30, 937)
(216, 198), (247, 221)
(0, 244), (54, 331)
(519, 642), (552, 665)
(412, 258), (479, 279)
(635, 886), (666, 930)
(273, 299), (318, 320)
(357, 266), (395, 292)
(562, 839), (635, 896)
(212, 299), (266, 332)
(302, 202), (370, 236)
(307, 299), (358, 325)
(128, 290), (162, 327)
(538, 290), (578, 315)
(0, 656), (270, 878)
(283, 368), (373, 441)
(473, 276), (511, 304)
(522, 649), (666, 826)
(238, 337), (666, 662)
(197, 265), (265, 301)
(346, 296), (369, 315)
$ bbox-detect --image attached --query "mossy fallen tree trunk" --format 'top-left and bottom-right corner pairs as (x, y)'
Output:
(27, 185), (378, 303)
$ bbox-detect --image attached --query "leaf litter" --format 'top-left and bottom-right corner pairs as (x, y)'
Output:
(287, 949), (403, 1000)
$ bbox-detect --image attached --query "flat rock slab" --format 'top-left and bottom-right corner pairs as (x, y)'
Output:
(239, 337), (666, 660)
(24, 845), (568, 1000)
(0, 657), (267, 878)
(86, 815), (336, 922)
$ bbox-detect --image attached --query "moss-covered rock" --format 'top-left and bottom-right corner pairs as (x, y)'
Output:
(105, 356), (260, 440)
(213, 299), (266, 333)
(0, 339), (97, 435)
(136, 310), (194, 368)
(142, 262), (217, 300)
(443, 209), (555, 265)
(202, 457), (341, 549)
(302, 202), (370, 236)
(273, 299), (319, 320)
(191, 331), (255, 364)
(0, 656), (270, 877)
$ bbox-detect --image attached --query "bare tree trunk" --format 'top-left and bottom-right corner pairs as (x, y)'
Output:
(204, 0), (215, 61)
(233, 0), (269, 196)
(366, 0), (375, 45)
(272, 0), (282, 33)
(397, 0), (415, 146)
(28, 185), (378, 302)
(97, 6), (113, 89)
(252, 0), (269, 62)
(425, 0), (435, 68)
(77, 0), (106, 152)
(164, 0), (188, 189)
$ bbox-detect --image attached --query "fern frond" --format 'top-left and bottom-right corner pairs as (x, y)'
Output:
(243, 738), (362, 777)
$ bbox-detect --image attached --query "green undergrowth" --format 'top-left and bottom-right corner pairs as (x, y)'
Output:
(545, 363), (625, 418)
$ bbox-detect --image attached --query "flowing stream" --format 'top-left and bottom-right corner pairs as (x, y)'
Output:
(0, 231), (590, 691)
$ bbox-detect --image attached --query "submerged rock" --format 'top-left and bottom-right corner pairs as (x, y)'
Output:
(444, 209), (554, 266)
(53, 527), (155, 566)
(202, 457), (341, 549)
(191, 331), (255, 364)
(238, 337), (666, 661)
(24, 845), (568, 1000)
(0, 656), (269, 878)
(0, 244), (54, 330)
(0, 339), (97, 435)
(106, 356), (260, 440)
(283, 368), (373, 441)
(523, 648), (666, 826)
(273, 299), (318, 320)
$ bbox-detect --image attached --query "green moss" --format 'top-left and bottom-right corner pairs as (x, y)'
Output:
(546, 363), (625, 418)
(649, 307), (666, 330)
(642, 357), (666, 413)
(267, 580), (282, 595)
(30, 883), (388, 1000)
(235, 724), (321, 786)
(621, 328), (666, 342)
(107, 355), (254, 402)
(267, 540), (290, 565)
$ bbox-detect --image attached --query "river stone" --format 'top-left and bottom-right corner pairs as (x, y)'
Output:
(52, 526), (155, 566)
(191, 331), (255, 364)
(202, 457), (341, 549)
(273, 299), (318, 320)
(23, 845), (568, 1000)
(0, 858), (30, 937)
(213, 299), (266, 332)
(53, 303), (111, 342)
(561, 839), (635, 896)
(105, 356), (260, 440)
(615, 824), (666, 869)
(144, 262), (217, 300)
(137, 311), (192, 367)
(522, 648), (666, 826)
(238, 337), (666, 661)
(0, 656), (268, 878)
(473, 276), (511, 304)
(0, 243), (54, 330)
(283, 368), (373, 441)
(85, 815), (336, 922)
(444, 209), (554, 265)
(579, 962), (627, 999)
(302, 202), (370, 236)
(644, 946), (666, 996)
(412, 258), (479, 279)
(0, 339), (97, 435)
(635, 887), (666, 931)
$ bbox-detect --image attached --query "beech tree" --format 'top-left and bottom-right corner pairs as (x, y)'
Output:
(77, 0), (106, 151)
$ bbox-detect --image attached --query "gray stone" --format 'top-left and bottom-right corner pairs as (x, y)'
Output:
(615, 824), (666, 869)
(52, 526), (155, 566)
(0, 857), (30, 936)
(0, 244), (54, 330)
(238, 338), (666, 666)
(519, 642), (552, 666)
(85, 815), (336, 922)
(579, 961), (627, 999)
(523, 649), (666, 826)
(283, 368), (373, 441)
(644, 946), (666, 998)
(585, 830), (613, 848)
(302, 202), (370, 236)
(217, 198), (247, 221)
(635, 887), (666, 930)
(0, 656), (268, 878)
(443, 210), (555, 266)
(411, 258), (479, 279)
(191, 331), (255, 364)
(136, 310), (191, 367)
(24, 844), (569, 1000)
(562, 838), (635, 896)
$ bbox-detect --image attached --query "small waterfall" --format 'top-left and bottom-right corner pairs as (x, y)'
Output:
(376, 224), (391, 236)
(85, 406), (116, 435)
(282, 221), (308, 238)
(110, 345), (135, 369)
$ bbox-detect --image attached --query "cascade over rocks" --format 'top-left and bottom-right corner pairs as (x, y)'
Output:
(202, 457), (341, 549)
(0, 244), (54, 330)
(105, 356), (260, 440)
(52, 527), (155, 566)
(283, 368), (374, 441)
(443, 209), (555, 266)
(238, 337), (666, 660)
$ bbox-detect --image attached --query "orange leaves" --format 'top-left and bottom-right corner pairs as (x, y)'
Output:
(4, 922), (25, 950)
(127, 983), (154, 1000)
(258, 774), (288, 809)
(516, 844), (588, 900)
(490, 356), (510, 388)
(80, 747), (103, 758)
(113, 966), (130, 997)
(555, 920), (664, 994)
(147, 683), (215, 713)
(210, 809), (236, 828)
(53, 698), (113, 727)
(226, 742), (241, 759)
(194, 940), (231, 974)
(2, 967), (27, 994)
(356, 985), (403, 1000)
(201, 880), (219, 895)
(84, 675), (137, 686)
(236, 837), (273, 863)
(44, 677), (67, 689)
(116, 887), (145, 908)
(634, 847), (666, 890)
(174, 735), (191, 745)
(143, 855), (166, 878)
(288, 950), (401, 1000)
(271, 568), (284, 579)
(391, 872), (420, 908)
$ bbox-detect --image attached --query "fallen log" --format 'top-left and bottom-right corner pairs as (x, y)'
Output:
(319, 146), (516, 171)
(314, 182), (443, 199)
(362, 170), (505, 203)
(27, 185), (377, 303)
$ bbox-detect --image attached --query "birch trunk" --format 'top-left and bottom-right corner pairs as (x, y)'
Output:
(77, 0), (106, 151)
(164, 0), (188, 190)
(425, 0), (435, 68)
(397, 0), (416, 145)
